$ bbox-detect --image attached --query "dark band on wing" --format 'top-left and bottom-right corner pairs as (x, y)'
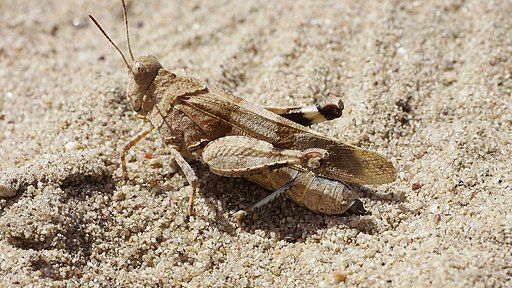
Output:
(273, 98), (344, 126)
(281, 112), (314, 126)
(317, 98), (344, 120)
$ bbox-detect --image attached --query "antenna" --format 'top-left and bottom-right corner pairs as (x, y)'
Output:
(88, 14), (132, 70)
(121, 0), (135, 62)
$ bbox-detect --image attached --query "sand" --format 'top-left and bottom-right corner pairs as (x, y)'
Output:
(1, 0), (511, 287)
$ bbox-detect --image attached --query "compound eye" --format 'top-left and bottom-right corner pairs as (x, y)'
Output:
(133, 61), (147, 74)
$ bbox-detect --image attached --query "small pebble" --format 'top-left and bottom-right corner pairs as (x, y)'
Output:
(0, 174), (17, 197)
(333, 270), (347, 284)
(64, 141), (85, 151)
(0, 184), (17, 197)
(149, 158), (163, 168)
(411, 182), (423, 190)
(434, 214), (441, 224)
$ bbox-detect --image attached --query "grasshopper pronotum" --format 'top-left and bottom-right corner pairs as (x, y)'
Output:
(89, 0), (396, 217)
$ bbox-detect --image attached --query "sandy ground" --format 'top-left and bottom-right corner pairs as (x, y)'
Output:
(1, 0), (511, 287)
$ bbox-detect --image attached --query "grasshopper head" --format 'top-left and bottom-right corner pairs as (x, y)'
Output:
(89, 1), (163, 116)
(127, 55), (163, 115)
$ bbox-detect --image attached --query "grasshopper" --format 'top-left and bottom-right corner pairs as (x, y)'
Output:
(89, 0), (397, 217)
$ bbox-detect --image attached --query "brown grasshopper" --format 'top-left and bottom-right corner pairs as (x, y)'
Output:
(89, 0), (396, 217)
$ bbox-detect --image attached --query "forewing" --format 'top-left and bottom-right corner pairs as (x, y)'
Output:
(162, 79), (396, 185)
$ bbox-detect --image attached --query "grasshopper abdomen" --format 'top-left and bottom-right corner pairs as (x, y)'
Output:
(247, 167), (362, 215)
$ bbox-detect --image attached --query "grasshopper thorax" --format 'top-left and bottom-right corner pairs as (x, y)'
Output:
(127, 55), (163, 116)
